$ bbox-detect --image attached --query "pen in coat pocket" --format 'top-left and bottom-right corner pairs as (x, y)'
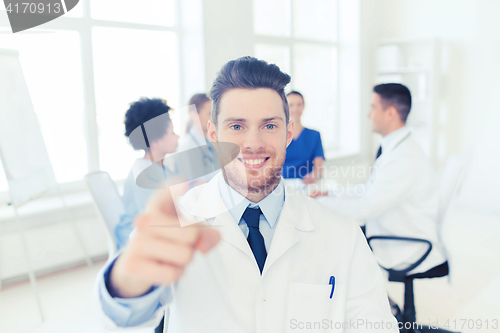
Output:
(329, 276), (335, 299)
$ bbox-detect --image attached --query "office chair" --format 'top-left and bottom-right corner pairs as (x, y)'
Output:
(84, 171), (124, 259)
(85, 171), (167, 333)
(367, 155), (467, 333)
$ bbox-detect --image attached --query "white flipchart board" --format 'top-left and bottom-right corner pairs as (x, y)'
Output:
(0, 48), (57, 207)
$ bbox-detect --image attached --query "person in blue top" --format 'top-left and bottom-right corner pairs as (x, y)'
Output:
(282, 91), (325, 184)
(115, 98), (179, 251)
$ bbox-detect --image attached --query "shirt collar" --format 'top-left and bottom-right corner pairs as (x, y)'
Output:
(218, 175), (285, 229)
(380, 126), (410, 153)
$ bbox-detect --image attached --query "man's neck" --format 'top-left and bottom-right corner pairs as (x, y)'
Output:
(381, 123), (405, 137)
(224, 177), (280, 203)
(245, 183), (279, 203)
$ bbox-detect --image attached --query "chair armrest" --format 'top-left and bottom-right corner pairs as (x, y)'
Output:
(366, 236), (432, 281)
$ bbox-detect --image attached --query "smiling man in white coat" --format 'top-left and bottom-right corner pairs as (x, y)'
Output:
(314, 83), (446, 276)
(95, 57), (398, 332)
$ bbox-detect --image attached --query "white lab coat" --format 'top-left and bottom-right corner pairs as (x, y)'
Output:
(98, 172), (398, 332)
(317, 127), (446, 274)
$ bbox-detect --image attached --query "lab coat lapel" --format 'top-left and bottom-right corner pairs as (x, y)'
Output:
(262, 185), (315, 275)
(180, 176), (316, 273)
(180, 173), (255, 260)
(212, 211), (255, 260)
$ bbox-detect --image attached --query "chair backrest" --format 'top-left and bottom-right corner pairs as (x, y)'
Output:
(439, 154), (467, 223)
(84, 171), (124, 258)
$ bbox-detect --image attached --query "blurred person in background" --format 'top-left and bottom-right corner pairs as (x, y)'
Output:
(180, 93), (212, 151)
(312, 83), (446, 278)
(282, 91), (324, 184)
(115, 98), (178, 250)
(176, 93), (218, 184)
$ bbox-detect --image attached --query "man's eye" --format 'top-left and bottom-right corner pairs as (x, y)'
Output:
(231, 124), (242, 130)
(265, 124), (276, 130)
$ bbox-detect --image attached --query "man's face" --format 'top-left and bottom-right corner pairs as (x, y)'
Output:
(368, 93), (389, 135)
(208, 88), (294, 198)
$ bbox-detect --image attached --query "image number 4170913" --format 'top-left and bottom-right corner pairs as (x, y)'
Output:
(4, 0), (80, 33)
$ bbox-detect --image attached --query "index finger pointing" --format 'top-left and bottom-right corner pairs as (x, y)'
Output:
(146, 178), (189, 220)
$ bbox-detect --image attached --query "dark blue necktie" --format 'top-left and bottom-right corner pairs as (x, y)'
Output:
(243, 206), (267, 274)
(375, 145), (382, 160)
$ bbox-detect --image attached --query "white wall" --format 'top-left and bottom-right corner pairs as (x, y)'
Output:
(0, 199), (107, 283)
(202, 0), (254, 90)
(361, 0), (500, 164)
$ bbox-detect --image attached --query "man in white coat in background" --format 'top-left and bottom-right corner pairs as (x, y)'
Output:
(314, 83), (446, 277)
(95, 57), (398, 332)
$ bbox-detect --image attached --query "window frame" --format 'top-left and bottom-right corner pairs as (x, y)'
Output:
(253, 0), (341, 150)
(0, 0), (182, 202)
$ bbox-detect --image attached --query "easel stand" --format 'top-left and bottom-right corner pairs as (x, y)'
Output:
(0, 47), (92, 323)
(1, 186), (93, 322)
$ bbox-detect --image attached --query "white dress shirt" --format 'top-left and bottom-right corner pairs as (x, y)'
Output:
(218, 174), (285, 252)
(317, 126), (446, 274)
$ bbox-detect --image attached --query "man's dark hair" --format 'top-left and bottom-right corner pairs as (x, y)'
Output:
(209, 56), (291, 126)
(286, 90), (304, 103)
(124, 97), (172, 150)
(373, 83), (412, 122)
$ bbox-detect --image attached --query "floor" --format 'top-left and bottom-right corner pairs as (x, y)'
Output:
(386, 206), (500, 332)
(0, 259), (152, 333)
(0, 207), (499, 333)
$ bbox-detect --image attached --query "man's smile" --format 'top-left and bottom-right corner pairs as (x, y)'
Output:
(237, 156), (270, 169)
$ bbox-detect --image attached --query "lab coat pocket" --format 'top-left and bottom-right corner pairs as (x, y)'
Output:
(287, 282), (335, 332)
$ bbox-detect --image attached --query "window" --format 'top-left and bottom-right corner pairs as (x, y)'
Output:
(254, 0), (340, 151)
(254, 44), (290, 74)
(293, 43), (337, 149)
(90, 0), (175, 26)
(0, 0), (181, 194)
(0, 30), (86, 187)
(65, 0), (84, 17)
(92, 28), (179, 179)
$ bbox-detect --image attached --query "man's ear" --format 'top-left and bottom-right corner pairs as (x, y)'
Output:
(286, 120), (295, 148)
(388, 105), (399, 121)
(207, 120), (218, 144)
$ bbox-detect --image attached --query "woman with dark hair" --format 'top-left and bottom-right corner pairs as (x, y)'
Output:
(115, 97), (179, 250)
(282, 91), (325, 184)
